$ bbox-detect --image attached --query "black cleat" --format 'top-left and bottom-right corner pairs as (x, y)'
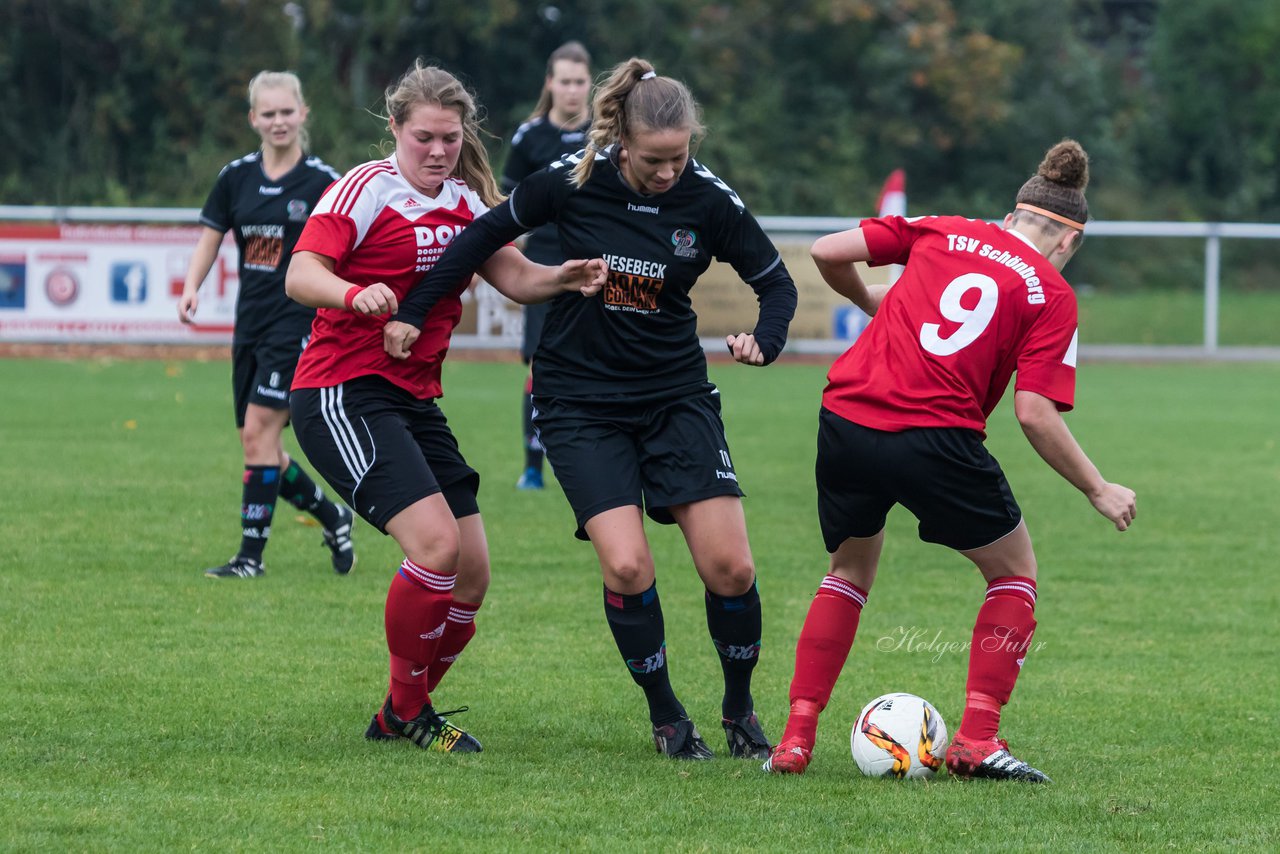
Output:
(368, 695), (482, 753)
(364, 714), (398, 741)
(204, 556), (263, 578)
(723, 712), (773, 760)
(946, 735), (1051, 783)
(322, 505), (356, 574)
(653, 718), (715, 760)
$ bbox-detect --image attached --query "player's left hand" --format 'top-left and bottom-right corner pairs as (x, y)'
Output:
(383, 320), (420, 360)
(558, 258), (607, 297)
(725, 332), (764, 366)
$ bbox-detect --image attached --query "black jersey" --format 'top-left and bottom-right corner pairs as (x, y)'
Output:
(499, 115), (590, 262)
(199, 151), (341, 340)
(396, 147), (797, 403)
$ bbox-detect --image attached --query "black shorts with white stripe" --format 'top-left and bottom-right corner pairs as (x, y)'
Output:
(290, 376), (479, 533)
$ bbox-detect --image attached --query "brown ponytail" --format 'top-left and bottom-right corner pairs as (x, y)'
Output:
(571, 58), (704, 187)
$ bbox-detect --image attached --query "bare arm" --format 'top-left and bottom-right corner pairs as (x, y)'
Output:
(382, 247), (606, 360)
(177, 227), (225, 323)
(1014, 389), (1137, 531)
(476, 245), (606, 305)
(285, 251), (397, 315)
(811, 227), (891, 315)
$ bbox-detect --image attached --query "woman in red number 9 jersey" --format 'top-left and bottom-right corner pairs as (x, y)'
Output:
(764, 140), (1137, 782)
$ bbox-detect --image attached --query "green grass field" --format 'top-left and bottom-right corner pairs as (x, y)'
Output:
(2, 356), (1277, 851)
(1077, 289), (1280, 346)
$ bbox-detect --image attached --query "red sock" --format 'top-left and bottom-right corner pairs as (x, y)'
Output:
(426, 600), (480, 693)
(384, 559), (455, 720)
(782, 575), (868, 748)
(959, 575), (1037, 742)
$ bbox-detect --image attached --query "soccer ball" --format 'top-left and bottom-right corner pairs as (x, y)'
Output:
(851, 692), (948, 779)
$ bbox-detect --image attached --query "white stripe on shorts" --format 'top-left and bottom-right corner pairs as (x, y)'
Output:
(319, 384), (371, 484)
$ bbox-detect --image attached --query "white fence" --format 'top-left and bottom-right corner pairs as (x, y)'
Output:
(2, 206), (1278, 359)
(755, 216), (1280, 359)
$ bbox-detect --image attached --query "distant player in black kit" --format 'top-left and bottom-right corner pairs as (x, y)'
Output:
(384, 58), (798, 761)
(501, 41), (593, 490)
(179, 70), (355, 579)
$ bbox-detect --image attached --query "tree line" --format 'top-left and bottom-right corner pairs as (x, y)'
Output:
(4, 0), (1277, 230)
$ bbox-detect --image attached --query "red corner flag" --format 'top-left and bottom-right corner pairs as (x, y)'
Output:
(877, 169), (906, 282)
(877, 168), (906, 217)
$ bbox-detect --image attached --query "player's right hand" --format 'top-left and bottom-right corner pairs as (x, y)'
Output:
(351, 282), (398, 316)
(177, 291), (198, 324)
(1090, 482), (1137, 531)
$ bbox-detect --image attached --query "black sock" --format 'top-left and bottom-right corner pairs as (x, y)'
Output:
(279, 459), (341, 529)
(239, 465), (280, 562)
(523, 391), (543, 471)
(603, 583), (685, 726)
(705, 581), (762, 719)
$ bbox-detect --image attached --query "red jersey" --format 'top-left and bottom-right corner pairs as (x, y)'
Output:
(291, 156), (490, 399)
(823, 215), (1078, 436)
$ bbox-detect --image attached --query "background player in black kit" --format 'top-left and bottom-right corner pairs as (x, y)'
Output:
(179, 70), (354, 579)
(501, 41), (593, 491)
(385, 58), (798, 761)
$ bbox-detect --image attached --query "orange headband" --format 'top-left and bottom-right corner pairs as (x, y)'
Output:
(1016, 203), (1085, 231)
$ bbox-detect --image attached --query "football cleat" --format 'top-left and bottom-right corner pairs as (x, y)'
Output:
(204, 556), (263, 578)
(322, 505), (356, 575)
(723, 712), (773, 759)
(762, 738), (813, 775)
(653, 718), (715, 760)
(946, 735), (1051, 783)
(516, 467), (544, 490)
(366, 695), (482, 753)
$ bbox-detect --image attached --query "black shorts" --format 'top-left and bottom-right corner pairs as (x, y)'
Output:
(535, 387), (745, 540)
(290, 376), (480, 533)
(815, 407), (1021, 553)
(231, 326), (310, 427)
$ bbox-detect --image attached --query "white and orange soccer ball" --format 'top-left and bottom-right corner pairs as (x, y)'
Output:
(851, 692), (948, 779)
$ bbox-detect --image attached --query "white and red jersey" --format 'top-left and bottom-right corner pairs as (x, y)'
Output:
(291, 156), (489, 399)
(823, 215), (1079, 436)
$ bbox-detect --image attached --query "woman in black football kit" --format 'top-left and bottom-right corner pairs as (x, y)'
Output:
(501, 41), (593, 490)
(385, 58), (798, 761)
(178, 71), (354, 579)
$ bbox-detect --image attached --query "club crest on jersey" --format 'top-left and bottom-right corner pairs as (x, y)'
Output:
(286, 199), (309, 222)
(671, 228), (699, 259)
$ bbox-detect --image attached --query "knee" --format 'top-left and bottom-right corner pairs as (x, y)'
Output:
(602, 551), (656, 593)
(706, 558), (756, 596)
(240, 424), (280, 462)
(453, 553), (491, 603)
(400, 526), (461, 575)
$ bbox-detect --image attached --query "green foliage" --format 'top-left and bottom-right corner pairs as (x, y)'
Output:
(1, 357), (1278, 849)
(2, 0), (1279, 225)
(1140, 0), (1280, 219)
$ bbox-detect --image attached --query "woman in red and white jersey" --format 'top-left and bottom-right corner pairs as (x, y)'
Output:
(765, 140), (1136, 782)
(284, 60), (603, 753)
